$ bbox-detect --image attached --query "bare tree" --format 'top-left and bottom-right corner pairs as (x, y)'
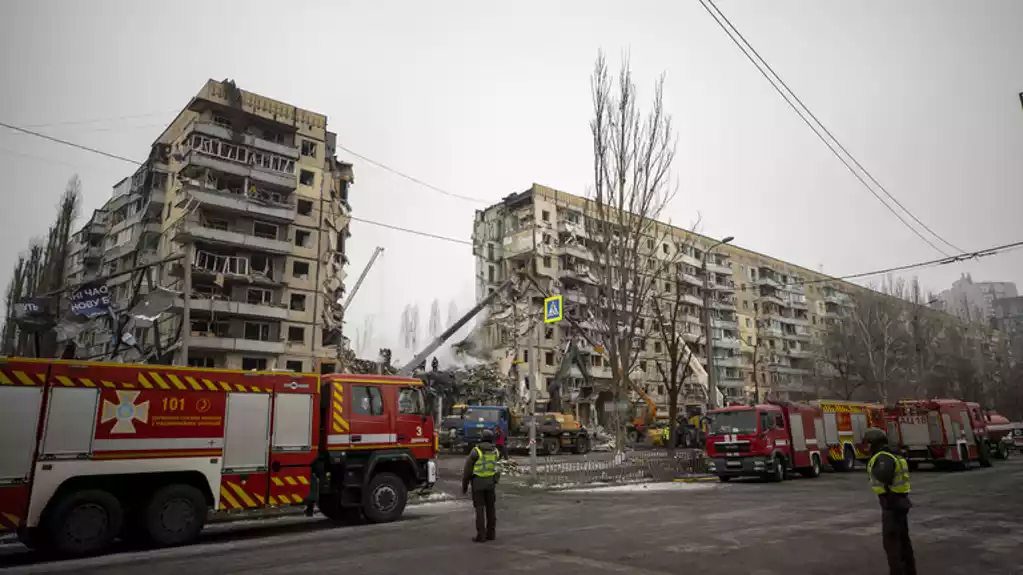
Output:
(587, 51), (679, 450)
(1, 176), (80, 357)
(814, 314), (866, 400)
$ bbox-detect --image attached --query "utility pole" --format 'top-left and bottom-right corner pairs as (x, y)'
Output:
(528, 222), (539, 483)
(179, 243), (193, 367)
(701, 237), (733, 409)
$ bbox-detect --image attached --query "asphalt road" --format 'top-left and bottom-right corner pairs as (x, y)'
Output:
(3, 458), (1022, 575)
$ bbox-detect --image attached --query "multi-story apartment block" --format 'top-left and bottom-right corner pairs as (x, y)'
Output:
(932, 274), (1019, 324)
(992, 296), (1023, 337)
(64, 80), (352, 372)
(471, 184), (857, 424)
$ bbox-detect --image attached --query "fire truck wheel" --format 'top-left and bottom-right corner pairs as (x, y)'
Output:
(142, 484), (208, 548)
(363, 473), (408, 523)
(767, 456), (786, 483)
(800, 455), (822, 479)
(43, 489), (123, 556)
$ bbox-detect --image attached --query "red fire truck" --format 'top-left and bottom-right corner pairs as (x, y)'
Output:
(705, 401), (825, 482)
(0, 357), (437, 556)
(885, 398), (986, 470)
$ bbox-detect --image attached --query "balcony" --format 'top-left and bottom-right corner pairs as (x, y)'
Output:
(712, 280), (737, 293)
(711, 356), (742, 368)
(682, 294), (703, 307)
(188, 335), (287, 355)
(762, 326), (783, 338)
(502, 229), (537, 257)
(716, 377), (745, 390)
(83, 246), (103, 261)
(714, 338), (742, 350)
(788, 298), (809, 310)
(175, 297), (288, 321)
(180, 147), (295, 190)
(681, 273), (703, 287)
(706, 261), (733, 276)
(710, 298), (737, 311)
(759, 293), (784, 306)
(189, 120), (300, 159)
(823, 292), (845, 305)
(756, 275), (782, 289)
(563, 290), (589, 305)
(555, 243), (592, 261)
(712, 319), (739, 331)
(787, 348), (814, 359)
(176, 221), (293, 254)
(180, 182), (296, 224)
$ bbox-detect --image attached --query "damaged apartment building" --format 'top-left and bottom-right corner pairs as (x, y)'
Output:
(471, 184), (854, 422)
(64, 79), (352, 372)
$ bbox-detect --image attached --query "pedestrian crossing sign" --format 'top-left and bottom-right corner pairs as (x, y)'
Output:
(544, 295), (563, 324)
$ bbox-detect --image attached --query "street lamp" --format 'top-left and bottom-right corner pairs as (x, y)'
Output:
(702, 236), (734, 409)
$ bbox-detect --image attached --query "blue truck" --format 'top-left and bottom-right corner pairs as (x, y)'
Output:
(454, 405), (591, 455)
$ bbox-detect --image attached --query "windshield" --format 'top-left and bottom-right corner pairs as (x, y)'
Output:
(464, 408), (502, 423)
(710, 410), (758, 435)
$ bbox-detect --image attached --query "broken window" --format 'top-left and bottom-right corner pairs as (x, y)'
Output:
(542, 255), (551, 268)
(545, 352), (554, 366)
(296, 229), (312, 247)
(287, 326), (305, 343)
(253, 221), (278, 240)
(290, 293), (307, 311)
(244, 322), (271, 341)
(286, 360), (304, 372)
(300, 170), (315, 186)
(541, 210), (550, 222)
(654, 341), (662, 353)
(205, 218), (229, 231)
(301, 140), (317, 157)
(487, 266), (495, 282)
(293, 261), (310, 279)
(250, 254), (272, 277)
(487, 243), (494, 261)
(544, 327), (553, 340)
(247, 288), (272, 305)
(212, 115), (232, 129)
(242, 357), (268, 371)
(298, 199), (313, 216)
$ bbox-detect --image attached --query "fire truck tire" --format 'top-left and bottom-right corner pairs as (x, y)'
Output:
(363, 473), (408, 523)
(141, 484), (208, 548)
(800, 454), (822, 479)
(767, 456), (786, 483)
(43, 489), (123, 556)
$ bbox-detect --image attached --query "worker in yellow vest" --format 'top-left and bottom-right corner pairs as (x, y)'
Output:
(461, 429), (501, 542)
(864, 428), (916, 575)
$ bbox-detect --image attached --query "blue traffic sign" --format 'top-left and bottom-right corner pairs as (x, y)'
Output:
(544, 295), (563, 324)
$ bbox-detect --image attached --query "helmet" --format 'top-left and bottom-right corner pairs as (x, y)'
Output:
(864, 428), (888, 446)
(481, 429), (495, 441)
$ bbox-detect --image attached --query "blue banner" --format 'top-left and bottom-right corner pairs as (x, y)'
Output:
(69, 282), (111, 319)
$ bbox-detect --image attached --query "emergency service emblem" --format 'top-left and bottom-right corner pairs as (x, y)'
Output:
(100, 390), (150, 434)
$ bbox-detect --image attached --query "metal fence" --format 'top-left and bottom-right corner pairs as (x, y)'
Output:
(502, 449), (708, 488)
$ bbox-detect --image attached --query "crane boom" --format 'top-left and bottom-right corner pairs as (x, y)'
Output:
(340, 247), (384, 312)
(398, 275), (519, 376)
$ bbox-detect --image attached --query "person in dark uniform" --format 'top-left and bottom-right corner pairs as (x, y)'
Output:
(865, 428), (917, 575)
(461, 429), (500, 542)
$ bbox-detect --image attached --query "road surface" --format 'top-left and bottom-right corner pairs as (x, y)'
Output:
(3, 458), (1022, 574)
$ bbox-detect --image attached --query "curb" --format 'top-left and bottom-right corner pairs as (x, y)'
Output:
(672, 474), (719, 483)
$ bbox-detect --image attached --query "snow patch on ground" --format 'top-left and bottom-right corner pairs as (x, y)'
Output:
(562, 481), (720, 493)
(412, 491), (455, 502)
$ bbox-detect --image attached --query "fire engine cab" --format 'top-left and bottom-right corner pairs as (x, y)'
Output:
(705, 401), (825, 482)
(0, 358), (437, 556)
(885, 398), (986, 470)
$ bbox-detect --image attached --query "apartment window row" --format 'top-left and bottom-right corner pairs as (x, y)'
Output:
(189, 134), (296, 175)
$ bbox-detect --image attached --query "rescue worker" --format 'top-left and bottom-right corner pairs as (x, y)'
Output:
(662, 425), (671, 447)
(461, 428), (500, 542)
(494, 424), (508, 460)
(865, 428), (917, 575)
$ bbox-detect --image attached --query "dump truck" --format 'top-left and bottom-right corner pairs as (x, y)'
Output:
(457, 405), (592, 455)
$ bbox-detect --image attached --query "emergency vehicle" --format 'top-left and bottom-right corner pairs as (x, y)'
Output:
(967, 403), (1014, 461)
(705, 401), (825, 482)
(885, 398), (985, 470)
(0, 357), (437, 556)
(808, 400), (884, 471)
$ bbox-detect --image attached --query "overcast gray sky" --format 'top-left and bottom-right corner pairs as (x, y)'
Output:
(2, 0), (1021, 362)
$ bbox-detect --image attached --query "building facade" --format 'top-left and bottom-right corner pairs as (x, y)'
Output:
(932, 274), (1019, 324)
(992, 296), (1023, 337)
(64, 80), (352, 372)
(471, 184), (856, 423)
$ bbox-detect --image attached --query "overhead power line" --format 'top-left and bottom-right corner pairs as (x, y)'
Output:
(0, 119), (470, 247)
(19, 110), (179, 129)
(697, 0), (965, 257)
(0, 121), (141, 165)
(334, 143), (489, 205)
(791, 239), (1023, 287)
